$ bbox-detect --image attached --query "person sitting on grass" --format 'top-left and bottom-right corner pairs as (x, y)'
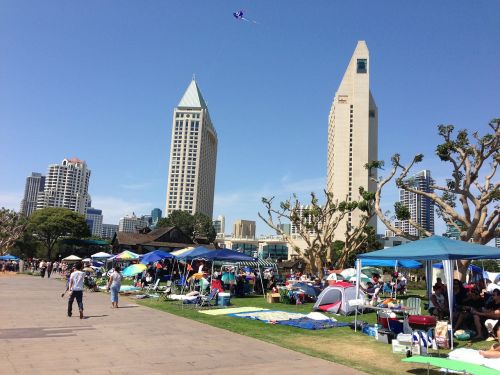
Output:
(429, 285), (449, 319)
(471, 289), (500, 340)
(480, 321), (500, 358)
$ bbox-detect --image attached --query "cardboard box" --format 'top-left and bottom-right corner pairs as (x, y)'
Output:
(392, 339), (412, 355)
(266, 293), (280, 303)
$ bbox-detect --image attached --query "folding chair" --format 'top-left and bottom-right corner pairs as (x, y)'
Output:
(144, 279), (160, 294)
(406, 297), (422, 315)
(195, 288), (219, 309)
(160, 280), (173, 301)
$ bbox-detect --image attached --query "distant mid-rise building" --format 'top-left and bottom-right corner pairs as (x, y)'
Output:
(396, 170), (435, 237)
(213, 215), (225, 235)
(277, 223), (291, 236)
(141, 214), (153, 227)
(232, 219), (256, 239)
(151, 208), (162, 226)
(165, 78), (218, 218)
(36, 158), (91, 214)
(101, 224), (118, 239)
(85, 208), (103, 237)
(118, 213), (148, 233)
(20, 172), (45, 216)
(327, 41), (378, 238)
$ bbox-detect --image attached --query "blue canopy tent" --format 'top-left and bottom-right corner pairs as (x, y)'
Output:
(192, 249), (256, 262)
(176, 246), (213, 261)
(140, 250), (175, 265)
(0, 254), (20, 261)
(356, 235), (500, 349)
(360, 259), (422, 269)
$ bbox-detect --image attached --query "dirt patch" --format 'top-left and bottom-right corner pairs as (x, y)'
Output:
(0, 272), (19, 277)
(281, 335), (435, 375)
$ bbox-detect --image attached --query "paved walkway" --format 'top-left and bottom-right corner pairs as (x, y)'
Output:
(0, 274), (366, 375)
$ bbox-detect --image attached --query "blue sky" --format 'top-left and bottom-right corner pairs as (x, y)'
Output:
(1, 1), (499, 236)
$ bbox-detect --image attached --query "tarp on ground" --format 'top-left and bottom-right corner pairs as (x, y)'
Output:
(140, 250), (175, 264)
(358, 236), (500, 261)
(360, 259), (422, 268)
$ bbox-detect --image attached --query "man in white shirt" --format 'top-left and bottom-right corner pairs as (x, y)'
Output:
(67, 262), (85, 319)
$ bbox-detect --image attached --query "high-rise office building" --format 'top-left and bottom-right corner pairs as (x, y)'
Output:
(327, 41), (378, 235)
(118, 213), (148, 233)
(36, 158), (91, 214)
(151, 208), (162, 226)
(396, 170), (435, 237)
(213, 215), (225, 235)
(85, 208), (103, 237)
(233, 220), (256, 239)
(20, 172), (45, 216)
(101, 224), (118, 239)
(165, 79), (218, 218)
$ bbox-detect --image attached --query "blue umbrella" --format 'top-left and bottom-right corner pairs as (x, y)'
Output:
(140, 250), (175, 265)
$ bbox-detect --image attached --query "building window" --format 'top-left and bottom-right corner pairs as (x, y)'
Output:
(357, 59), (367, 74)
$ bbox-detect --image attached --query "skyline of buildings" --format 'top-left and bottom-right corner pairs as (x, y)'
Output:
(118, 213), (148, 233)
(395, 169), (435, 237)
(232, 219), (256, 239)
(213, 215), (225, 236)
(19, 172), (45, 217)
(327, 40), (378, 236)
(165, 79), (218, 218)
(36, 158), (91, 215)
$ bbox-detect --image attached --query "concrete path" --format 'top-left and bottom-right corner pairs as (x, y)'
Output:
(0, 274), (366, 375)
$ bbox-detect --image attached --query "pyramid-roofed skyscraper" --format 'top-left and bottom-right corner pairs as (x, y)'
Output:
(165, 79), (218, 218)
(327, 41), (378, 237)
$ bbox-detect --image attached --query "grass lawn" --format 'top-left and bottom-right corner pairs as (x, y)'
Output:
(135, 289), (493, 375)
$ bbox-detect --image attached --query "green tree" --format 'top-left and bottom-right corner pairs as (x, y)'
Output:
(367, 119), (499, 280)
(28, 208), (90, 260)
(0, 208), (27, 255)
(156, 210), (216, 243)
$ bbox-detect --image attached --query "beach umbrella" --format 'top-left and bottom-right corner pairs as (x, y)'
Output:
(82, 258), (92, 263)
(361, 266), (383, 277)
(113, 251), (139, 261)
(91, 252), (112, 259)
(62, 255), (82, 262)
(348, 273), (371, 283)
(122, 263), (147, 277)
(340, 268), (357, 278)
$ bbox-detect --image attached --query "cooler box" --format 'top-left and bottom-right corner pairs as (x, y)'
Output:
(408, 315), (436, 330)
(377, 328), (395, 344)
(378, 311), (400, 329)
(217, 292), (231, 306)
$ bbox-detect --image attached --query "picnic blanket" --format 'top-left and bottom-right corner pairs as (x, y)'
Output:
(277, 318), (349, 330)
(199, 307), (269, 316)
(233, 310), (306, 322)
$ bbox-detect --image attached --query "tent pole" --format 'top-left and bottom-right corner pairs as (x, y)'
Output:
(355, 259), (361, 332)
(258, 264), (265, 298)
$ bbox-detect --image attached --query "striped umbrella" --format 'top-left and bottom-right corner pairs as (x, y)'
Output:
(122, 263), (147, 277)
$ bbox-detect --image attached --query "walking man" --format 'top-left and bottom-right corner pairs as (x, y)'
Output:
(67, 262), (85, 319)
(47, 261), (53, 278)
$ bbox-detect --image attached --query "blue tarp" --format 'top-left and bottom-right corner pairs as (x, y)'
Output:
(360, 259), (422, 269)
(140, 250), (175, 264)
(432, 262), (483, 273)
(358, 236), (500, 261)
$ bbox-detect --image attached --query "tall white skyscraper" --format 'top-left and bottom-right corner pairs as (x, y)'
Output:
(165, 79), (218, 218)
(395, 170), (435, 237)
(327, 41), (378, 234)
(20, 172), (45, 216)
(36, 158), (91, 214)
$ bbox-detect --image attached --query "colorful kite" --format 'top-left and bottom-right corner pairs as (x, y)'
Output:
(233, 10), (257, 24)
